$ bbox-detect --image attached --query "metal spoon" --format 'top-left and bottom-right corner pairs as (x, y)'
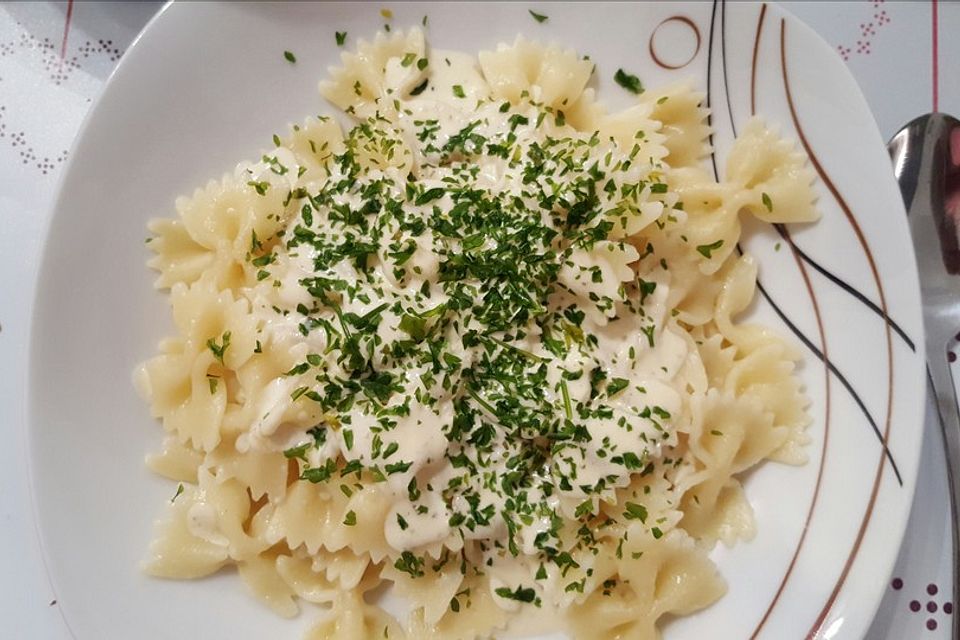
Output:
(889, 112), (960, 633)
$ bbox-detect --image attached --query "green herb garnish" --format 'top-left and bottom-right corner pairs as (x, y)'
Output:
(762, 192), (774, 212)
(206, 332), (231, 364)
(247, 180), (270, 195)
(529, 9), (548, 23)
(623, 502), (648, 522)
(495, 586), (536, 602)
(696, 239), (724, 258)
(614, 68), (643, 94)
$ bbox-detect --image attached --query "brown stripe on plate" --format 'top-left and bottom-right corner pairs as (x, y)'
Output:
(749, 223), (832, 638)
(749, 3), (767, 116)
(648, 15), (702, 70)
(746, 9), (832, 634)
(776, 18), (898, 639)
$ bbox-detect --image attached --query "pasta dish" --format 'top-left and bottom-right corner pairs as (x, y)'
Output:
(136, 26), (816, 639)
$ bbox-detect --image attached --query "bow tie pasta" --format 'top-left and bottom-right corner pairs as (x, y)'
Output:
(138, 25), (816, 640)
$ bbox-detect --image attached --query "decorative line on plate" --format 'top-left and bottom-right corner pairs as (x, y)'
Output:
(777, 229), (915, 352)
(749, 3), (767, 117)
(60, 0), (74, 61)
(742, 14), (832, 630)
(747, 226), (832, 640)
(705, 0), (720, 181)
(712, 0), (900, 481)
(734, 264), (896, 486)
(709, 2), (902, 483)
(774, 228), (903, 487)
(750, 2), (913, 353)
(721, 7), (907, 634)
(648, 15), (701, 70)
(719, 0), (736, 137)
(778, 16), (903, 638)
(776, 21), (903, 489)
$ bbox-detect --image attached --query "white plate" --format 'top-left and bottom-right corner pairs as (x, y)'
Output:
(28, 2), (925, 638)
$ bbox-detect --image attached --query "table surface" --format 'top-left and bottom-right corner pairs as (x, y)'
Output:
(1, 1), (956, 638)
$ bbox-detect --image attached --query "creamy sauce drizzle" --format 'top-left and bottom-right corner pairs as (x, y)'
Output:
(239, 48), (687, 613)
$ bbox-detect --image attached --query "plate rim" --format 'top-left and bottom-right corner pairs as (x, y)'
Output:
(24, 2), (928, 639)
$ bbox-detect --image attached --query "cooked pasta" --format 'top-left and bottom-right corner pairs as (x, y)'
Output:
(136, 26), (817, 639)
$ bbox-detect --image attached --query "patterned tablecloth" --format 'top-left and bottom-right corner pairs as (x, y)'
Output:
(0, 2), (956, 638)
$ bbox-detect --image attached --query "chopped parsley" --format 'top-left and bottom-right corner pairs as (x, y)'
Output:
(495, 585), (537, 603)
(528, 9), (548, 23)
(696, 239), (724, 258)
(394, 551), (424, 577)
(335, 31), (347, 46)
(206, 331), (231, 364)
(623, 502), (648, 522)
(410, 78), (429, 96)
(415, 187), (445, 205)
(606, 378), (629, 396)
(249, 89), (701, 588)
(284, 443), (310, 462)
(283, 50), (296, 63)
(614, 68), (643, 94)
(247, 180), (270, 195)
(762, 192), (774, 212)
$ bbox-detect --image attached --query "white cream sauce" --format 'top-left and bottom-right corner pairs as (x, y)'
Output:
(235, 45), (688, 614)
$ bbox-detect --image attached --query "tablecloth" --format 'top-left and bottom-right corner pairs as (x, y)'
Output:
(0, 1), (956, 638)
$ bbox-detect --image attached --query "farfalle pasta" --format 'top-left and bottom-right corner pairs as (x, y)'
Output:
(137, 26), (817, 640)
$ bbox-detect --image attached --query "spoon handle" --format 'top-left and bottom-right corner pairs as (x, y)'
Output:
(924, 336), (960, 637)
(891, 112), (960, 632)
